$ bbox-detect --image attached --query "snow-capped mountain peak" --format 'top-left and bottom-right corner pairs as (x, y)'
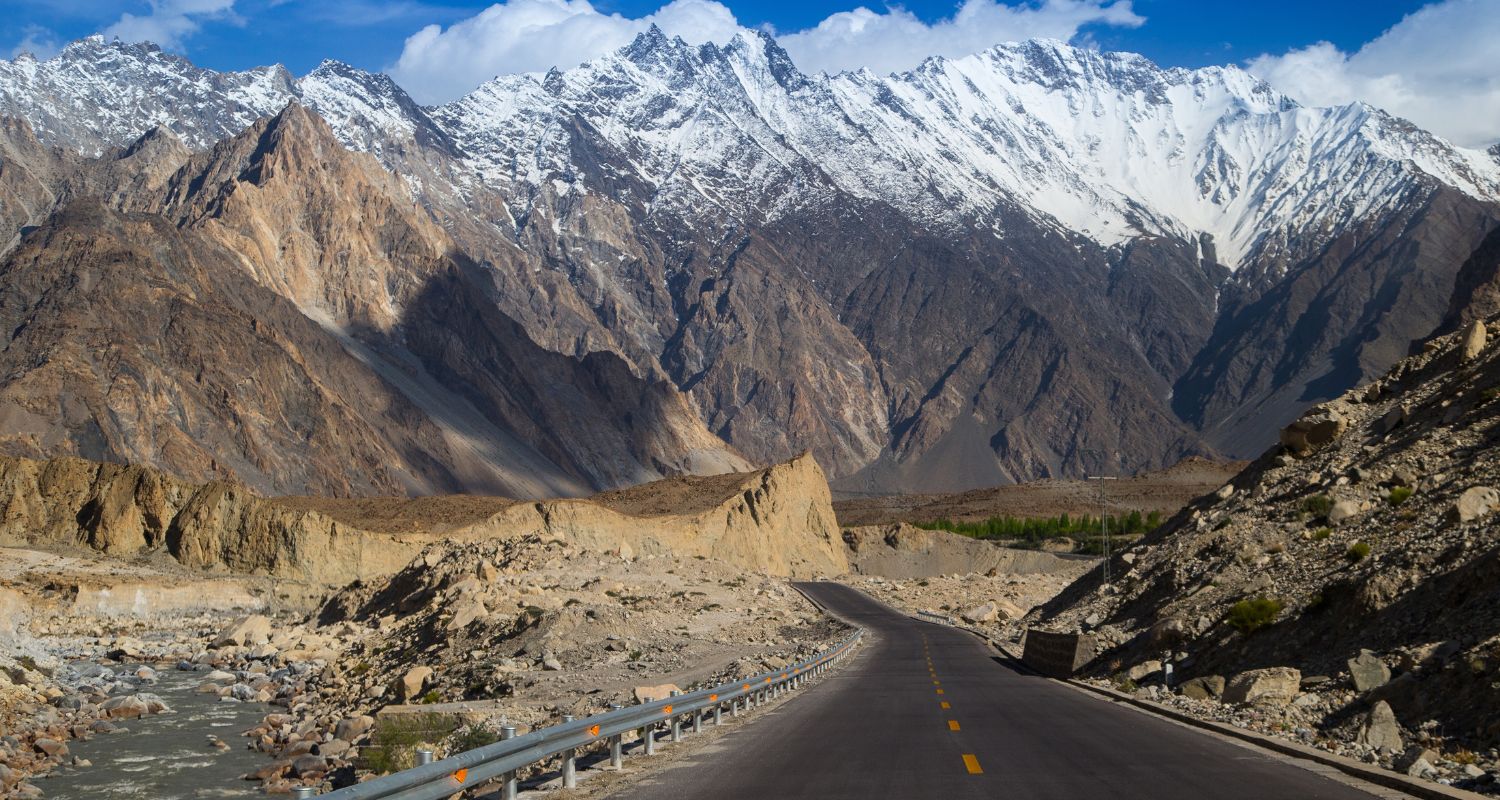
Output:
(2, 33), (1497, 269)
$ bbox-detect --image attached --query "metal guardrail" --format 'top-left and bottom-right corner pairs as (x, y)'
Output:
(307, 629), (863, 800)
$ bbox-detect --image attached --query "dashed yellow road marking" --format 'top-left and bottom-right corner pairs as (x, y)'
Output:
(933, 680), (941, 685)
(940, 701), (950, 709)
(936, 689), (944, 695)
(962, 754), (983, 774)
(947, 720), (961, 731)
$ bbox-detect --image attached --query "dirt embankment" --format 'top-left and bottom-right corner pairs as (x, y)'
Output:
(0, 452), (848, 583)
(844, 523), (1088, 579)
(834, 457), (1244, 526)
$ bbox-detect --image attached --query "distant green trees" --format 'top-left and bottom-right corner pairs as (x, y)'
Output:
(912, 510), (1162, 546)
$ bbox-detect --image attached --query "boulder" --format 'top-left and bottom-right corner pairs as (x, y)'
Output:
(1279, 409), (1347, 454)
(1223, 667), (1301, 706)
(1327, 500), (1363, 525)
(1447, 486), (1499, 524)
(633, 683), (681, 704)
(1179, 675), (1225, 701)
(1461, 319), (1488, 361)
(1347, 649), (1390, 692)
(32, 738), (67, 758)
(334, 716), (375, 742)
(215, 615), (273, 648)
(397, 666), (433, 702)
(1373, 406), (1409, 436)
(1126, 661), (1162, 683)
(101, 695), (148, 719)
(960, 603), (999, 624)
(1358, 700), (1403, 752)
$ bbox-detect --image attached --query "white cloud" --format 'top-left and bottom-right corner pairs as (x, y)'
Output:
(389, 0), (1142, 104)
(8, 24), (61, 60)
(103, 0), (237, 51)
(389, 0), (741, 103)
(777, 0), (1142, 77)
(1247, 0), (1500, 149)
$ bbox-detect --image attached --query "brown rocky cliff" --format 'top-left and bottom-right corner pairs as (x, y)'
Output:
(0, 452), (847, 582)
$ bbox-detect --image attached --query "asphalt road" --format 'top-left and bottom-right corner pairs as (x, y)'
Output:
(607, 581), (1388, 800)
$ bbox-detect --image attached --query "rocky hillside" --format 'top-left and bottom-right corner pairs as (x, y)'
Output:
(3, 37), (1499, 492)
(0, 107), (745, 497)
(0, 451), (848, 583)
(1032, 314), (1500, 789)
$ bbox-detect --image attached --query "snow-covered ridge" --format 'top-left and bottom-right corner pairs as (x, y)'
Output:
(2, 32), (1498, 268)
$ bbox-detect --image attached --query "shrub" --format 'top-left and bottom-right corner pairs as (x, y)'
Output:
(419, 690), (443, 704)
(362, 713), (459, 774)
(1226, 596), (1284, 634)
(1387, 486), (1413, 506)
(451, 725), (500, 753)
(1346, 542), (1371, 562)
(1301, 494), (1334, 519)
(1310, 527), (1332, 540)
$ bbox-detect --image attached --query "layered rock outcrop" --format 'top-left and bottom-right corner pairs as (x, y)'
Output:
(0, 452), (846, 583)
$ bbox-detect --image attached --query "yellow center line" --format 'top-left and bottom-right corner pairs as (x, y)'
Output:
(947, 720), (961, 731)
(940, 701), (950, 709)
(936, 688), (944, 695)
(962, 754), (983, 774)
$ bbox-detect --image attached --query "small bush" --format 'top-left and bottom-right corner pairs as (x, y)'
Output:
(1451, 748), (1480, 765)
(1301, 494), (1334, 519)
(452, 725), (500, 753)
(1226, 596), (1283, 634)
(1387, 486), (1413, 506)
(419, 690), (443, 704)
(362, 713), (460, 774)
(1346, 542), (1371, 562)
(1310, 527), (1332, 540)
(350, 661), (372, 676)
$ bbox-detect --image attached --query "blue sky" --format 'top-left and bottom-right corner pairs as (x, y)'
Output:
(0, 0), (1433, 76)
(3, 0), (1497, 146)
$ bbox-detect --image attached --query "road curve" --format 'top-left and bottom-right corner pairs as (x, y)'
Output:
(605, 581), (1387, 800)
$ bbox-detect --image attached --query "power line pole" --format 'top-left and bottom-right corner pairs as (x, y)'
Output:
(1087, 476), (1118, 587)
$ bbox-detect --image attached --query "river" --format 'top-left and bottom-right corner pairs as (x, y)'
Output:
(34, 664), (273, 799)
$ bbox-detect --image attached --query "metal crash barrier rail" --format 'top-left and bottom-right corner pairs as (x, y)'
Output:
(307, 629), (863, 800)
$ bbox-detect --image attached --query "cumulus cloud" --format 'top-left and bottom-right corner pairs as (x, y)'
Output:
(103, 0), (237, 51)
(389, 0), (741, 103)
(777, 0), (1142, 77)
(390, 0), (1142, 104)
(8, 24), (62, 60)
(1247, 0), (1500, 149)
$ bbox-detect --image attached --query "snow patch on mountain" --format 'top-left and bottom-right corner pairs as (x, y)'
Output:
(2, 32), (1498, 270)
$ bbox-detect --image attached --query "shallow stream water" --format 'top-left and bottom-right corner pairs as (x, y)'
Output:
(35, 665), (272, 799)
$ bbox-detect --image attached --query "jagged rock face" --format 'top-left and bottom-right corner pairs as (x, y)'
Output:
(0, 107), (747, 496)
(0, 452), (846, 582)
(1442, 223), (1500, 331)
(3, 35), (1500, 490)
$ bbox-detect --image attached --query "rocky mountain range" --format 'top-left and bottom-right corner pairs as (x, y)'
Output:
(1, 33), (1498, 495)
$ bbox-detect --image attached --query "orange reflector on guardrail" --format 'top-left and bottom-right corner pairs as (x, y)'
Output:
(588, 725), (600, 737)
(663, 705), (673, 715)
(743, 684), (751, 691)
(453, 769), (468, 784)
(709, 694), (718, 702)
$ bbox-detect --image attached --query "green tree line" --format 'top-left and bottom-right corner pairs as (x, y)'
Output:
(912, 510), (1162, 545)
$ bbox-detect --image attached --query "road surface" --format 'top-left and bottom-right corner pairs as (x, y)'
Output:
(607, 581), (1388, 800)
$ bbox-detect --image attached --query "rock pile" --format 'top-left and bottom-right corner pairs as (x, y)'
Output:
(1034, 314), (1500, 792)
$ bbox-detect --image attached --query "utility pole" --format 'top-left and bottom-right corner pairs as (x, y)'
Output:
(1087, 476), (1118, 587)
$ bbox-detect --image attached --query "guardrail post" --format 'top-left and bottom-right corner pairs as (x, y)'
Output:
(609, 703), (624, 768)
(501, 725), (518, 800)
(642, 722), (655, 755)
(561, 715), (577, 788)
(670, 715), (682, 743)
(731, 697), (740, 717)
(692, 709), (702, 734)
(293, 788), (316, 799)
(713, 704), (722, 726)
(415, 748), (433, 766)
